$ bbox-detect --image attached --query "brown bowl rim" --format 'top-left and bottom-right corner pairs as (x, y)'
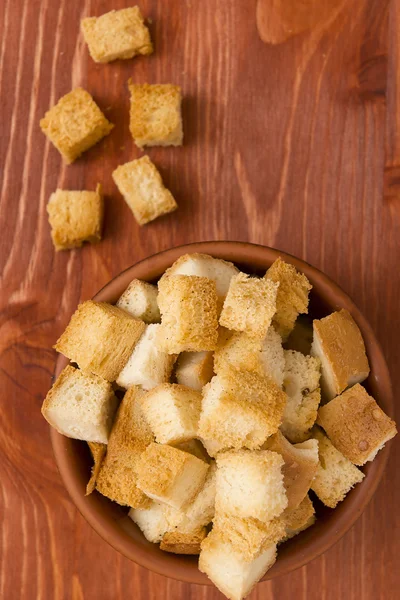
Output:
(50, 241), (394, 584)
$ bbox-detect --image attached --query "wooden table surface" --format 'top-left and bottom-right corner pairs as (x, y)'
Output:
(1, 0), (399, 598)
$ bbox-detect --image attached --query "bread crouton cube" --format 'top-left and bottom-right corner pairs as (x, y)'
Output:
(40, 88), (113, 163)
(310, 427), (364, 508)
(129, 500), (184, 543)
(219, 273), (279, 339)
(280, 495), (315, 542)
(112, 156), (177, 226)
(96, 386), (153, 508)
(311, 309), (370, 400)
(198, 368), (287, 453)
(135, 443), (209, 509)
(281, 350), (321, 443)
(117, 279), (160, 323)
(139, 384), (202, 444)
(260, 326), (285, 387)
(199, 529), (277, 600)
(185, 461), (217, 526)
(86, 442), (107, 495)
(129, 82), (183, 148)
(41, 365), (117, 443)
(81, 7), (152, 64)
(47, 184), (104, 251)
(317, 384), (397, 465)
(175, 351), (214, 391)
(158, 275), (219, 353)
(54, 301), (145, 381)
(264, 257), (312, 340)
(216, 450), (287, 522)
(173, 439), (210, 463)
(116, 324), (176, 391)
(214, 329), (263, 375)
(160, 253), (239, 310)
(160, 528), (207, 554)
(264, 431), (319, 509)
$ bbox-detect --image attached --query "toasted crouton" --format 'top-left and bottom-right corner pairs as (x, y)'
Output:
(116, 325), (177, 391)
(214, 329), (263, 375)
(96, 386), (153, 508)
(158, 275), (219, 353)
(185, 461), (217, 526)
(40, 88), (113, 163)
(47, 184), (104, 251)
(41, 365), (118, 443)
(117, 279), (160, 323)
(173, 439), (210, 463)
(135, 443), (209, 509)
(160, 528), (207, 554)
(54, 301), (145, 381)
(220, 273), (279, 339)
(129, 501), (184, 543)
(128, 82), (183, 148)
(280, 350), (321, 442)
(281, 495), (316, 542)
(216, 450), (287, 522)
(264, 257), (312, 340)
(264, 431), (319, 509)
(317, 384), (397, 465)
(86, 442), (107, 495)
(310, 427), (364, 508)
(113, 156), (177, 226)
(160, 253), (239, 309)
(198, 368), (287, 453)
(81, 7), (153, 63)
(139, 384), (202, 444)
(311, 309), (370, 400)
(199, 529), (277, 600)
(260, 326), (285, 387)
(175, 351), (214, 391)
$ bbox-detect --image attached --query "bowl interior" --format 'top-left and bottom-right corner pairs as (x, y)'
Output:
(51, 241), (394, 584)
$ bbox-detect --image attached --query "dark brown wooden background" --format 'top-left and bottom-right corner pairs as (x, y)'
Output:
(1, 0), (399, 598)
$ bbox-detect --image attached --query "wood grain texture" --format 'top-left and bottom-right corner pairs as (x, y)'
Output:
(0, 0), (399, 599)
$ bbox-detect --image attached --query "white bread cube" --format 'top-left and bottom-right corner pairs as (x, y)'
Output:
(116, 324), (176, 391)
(158, 275), (219, 353)
(310, 427), (364, 508)
(199, 529), (277, 600)
(311, 309), (370, 400)
(175, 351), (214, 391)
(185, 461), (217, 526)
(160, 528), (207, 554)
(160, 253), (239, 309)
(281, 495), (316, 542)
(116, 279), (160, 323)
(260, 326), (285, 387)
(135, 443), (209, 509)
(264, 431), (319, 509)
(198, 368), (287, 453)
(95, 386), (153, 508)
(139, 384), (202, 444)
(219, 273), (279, 339)
(86, 442), (107, 495)
(280, 350), (321, 443)
(215, 450), (287, 522)
(129, 501), (184, 543)
(214, 328), (263, 375)
(265, 257), (312, 340)
(41, 365), (118, 443)
(317, 384), (397, 465)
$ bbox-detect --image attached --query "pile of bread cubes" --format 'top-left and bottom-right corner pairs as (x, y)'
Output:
(41, 252), (397, 600)
(40, 6), (182, 250)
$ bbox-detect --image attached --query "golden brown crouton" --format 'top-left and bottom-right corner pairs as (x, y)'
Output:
(219, 272), (279, 339)
(117, 279), (160, 323)
(158, 275), (219, 353)
(175, 351), (214, 391)
(54, 301), (145, 381)
(311, 309), (370, 400)
(41, 365), (118, 443)
(198, 368), (287, 453)
(86, 442), (107, 495)
(112, 156), (177, 226)
(214, 328), (263, 375)
(310, 427), (364, 508)
(40, 88), (113, 163)
(129, 501), (185, 543)
(280, 495), (316, 542)
(135, 443), (209, 509)
(81, 7), (153, 63)
(317, 384), (397, 465)
(96, 386), (153, 508)
(128, 82), (183, 148)
(47, 184), (104, 251)
(264, 257), (312, 340)
(160, 528), (207, 554)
